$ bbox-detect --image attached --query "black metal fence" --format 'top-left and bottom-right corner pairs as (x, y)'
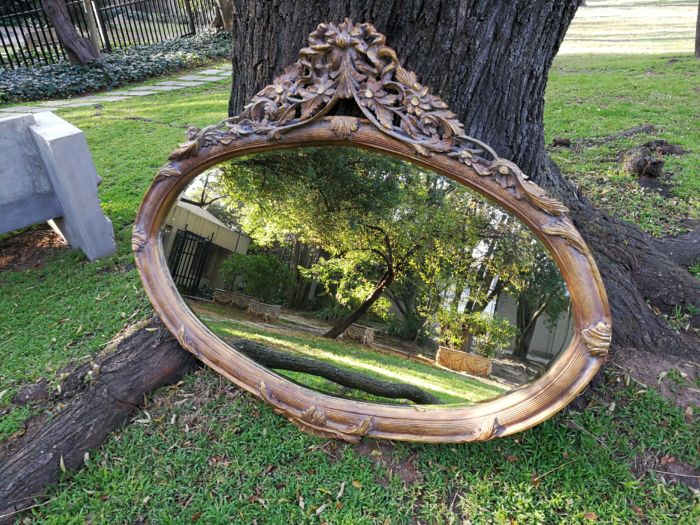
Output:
(0, 0), (220, 69)
(168, 228), (213, 295)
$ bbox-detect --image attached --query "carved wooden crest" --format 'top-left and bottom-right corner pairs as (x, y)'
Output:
(167, 19), (567, 218)
(134, 19), (612, 444)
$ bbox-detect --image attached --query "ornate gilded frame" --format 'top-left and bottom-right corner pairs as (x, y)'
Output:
(133, 20), (611, 443)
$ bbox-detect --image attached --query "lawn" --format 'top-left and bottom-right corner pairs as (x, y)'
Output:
(192, 303), (505, 405)
(1, 13), (699, 525)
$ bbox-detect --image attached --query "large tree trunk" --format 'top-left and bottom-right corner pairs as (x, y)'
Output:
(41, 0), (99, 64)
(228, 0), (699, 358)
(0, 320), (197, 524)
(228, 338), (441, 404)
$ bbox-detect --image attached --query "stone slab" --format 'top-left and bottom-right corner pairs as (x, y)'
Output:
(0, 106), (45, 113)
(0, 114), (57, 231)
(30, 112), (116, 260)
(197, 69), (225, 75)
(93, 96), (129, 102)
(38, 100), (76, 107)
(110, 91), (158, 96)
(130, 85), (181, 92)
(177, 75), (218, 82)
(59, 102), (99, 108)
(156, 81), (195, 87)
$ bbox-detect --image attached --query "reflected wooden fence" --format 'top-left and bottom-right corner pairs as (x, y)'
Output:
(0, 0), (220, 69)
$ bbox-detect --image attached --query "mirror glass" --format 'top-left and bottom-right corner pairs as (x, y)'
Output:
(160, 147), (573, 406)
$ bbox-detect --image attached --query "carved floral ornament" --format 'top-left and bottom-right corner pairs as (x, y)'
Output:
(134, 19), (612, 443)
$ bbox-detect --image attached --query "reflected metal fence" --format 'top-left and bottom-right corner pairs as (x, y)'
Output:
(0, 0), (220, 69)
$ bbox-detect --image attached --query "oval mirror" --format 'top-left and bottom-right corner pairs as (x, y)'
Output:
(134, 20), (611, 443)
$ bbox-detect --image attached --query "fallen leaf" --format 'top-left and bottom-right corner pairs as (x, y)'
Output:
(660, 455), (676, 466)
(316, 503), (328, 515)
(684, 406), (693, 423)
(657, 371), (667, 384)
(352, 480), (362, 489)
(506, 455), (519, 463)
(191, 511), (202, 522)
(298, 496), (305, 510)
(336, 481), (345, 500)
(583, 512), (597, 520)
(59, 454), (66, 473)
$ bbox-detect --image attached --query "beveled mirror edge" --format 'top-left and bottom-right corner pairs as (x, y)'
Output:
(133, 119), (611, 444)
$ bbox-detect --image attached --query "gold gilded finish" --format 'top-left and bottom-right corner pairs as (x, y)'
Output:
(133, 20), (612, 444)
(581, 322), (612, 357)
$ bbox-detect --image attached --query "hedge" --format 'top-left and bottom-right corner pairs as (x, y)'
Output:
(0, 31), (231, 104)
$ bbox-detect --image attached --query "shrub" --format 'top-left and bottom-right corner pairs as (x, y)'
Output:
(0, 31), (231, 103)
(436, 309), (516, 358)
(220, 252), (293, 305)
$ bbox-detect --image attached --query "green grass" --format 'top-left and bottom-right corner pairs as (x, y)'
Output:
(23, 368), (699, 524)
(0, 76), (234, 437)
(197, 308), (504, 404)
(545, 54), (699, 236)
(1, 36), (699, 525)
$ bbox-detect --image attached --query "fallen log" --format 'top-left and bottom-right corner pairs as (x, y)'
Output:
(227, 338), (442, 405)
(0, 319), (197, 524)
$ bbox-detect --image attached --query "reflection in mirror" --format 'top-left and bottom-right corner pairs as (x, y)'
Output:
(160, 147), (572, 406)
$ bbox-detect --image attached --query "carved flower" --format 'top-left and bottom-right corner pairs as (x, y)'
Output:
(302, 75), (336, 103)
(258, 65), (300, 104)
(358, 78), (397, 129)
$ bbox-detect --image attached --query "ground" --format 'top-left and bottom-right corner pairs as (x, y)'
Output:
(0, 1), (699, 523)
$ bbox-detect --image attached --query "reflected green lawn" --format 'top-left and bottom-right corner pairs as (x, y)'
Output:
(199, 310), (505, 405)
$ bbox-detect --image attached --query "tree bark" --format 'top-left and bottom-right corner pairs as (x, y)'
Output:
(228, 338), (441, 404)
(228, 0), (699, 358)
(0, 320), (197, 524)
(41, 0), (99, 64)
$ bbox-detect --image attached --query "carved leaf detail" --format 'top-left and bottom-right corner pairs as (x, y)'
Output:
(169, 140), (199, 161)
(300, 406), (327, 426)
(131, 225), (147, 253)
(542, 220), (588, 254)
(329, 116), (359, 139)
(470, 417), (501, 441)
(156, 165), (181, 180)
(346, 416), (372, 436)
(581, 322), (612, 357)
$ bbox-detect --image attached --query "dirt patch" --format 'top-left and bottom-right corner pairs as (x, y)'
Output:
(613, 345), (700, 409)
(631, 449), (699, 490)
(0, 227), (67, 272)
(355, 440), (421, 488)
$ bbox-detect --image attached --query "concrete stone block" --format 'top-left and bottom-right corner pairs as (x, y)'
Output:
(0, 112), (116, 261)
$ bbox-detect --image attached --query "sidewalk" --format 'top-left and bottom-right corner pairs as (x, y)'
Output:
(0, 64), (231, 118)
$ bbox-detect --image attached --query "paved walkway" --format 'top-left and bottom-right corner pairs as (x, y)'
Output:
(0, 64), (231, 118)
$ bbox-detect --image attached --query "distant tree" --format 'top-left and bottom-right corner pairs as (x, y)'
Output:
(41, 0), (99, 64)
(510, 249), (570, 361)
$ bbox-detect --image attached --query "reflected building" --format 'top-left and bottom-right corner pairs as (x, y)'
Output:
(161, 199), (250, 295)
